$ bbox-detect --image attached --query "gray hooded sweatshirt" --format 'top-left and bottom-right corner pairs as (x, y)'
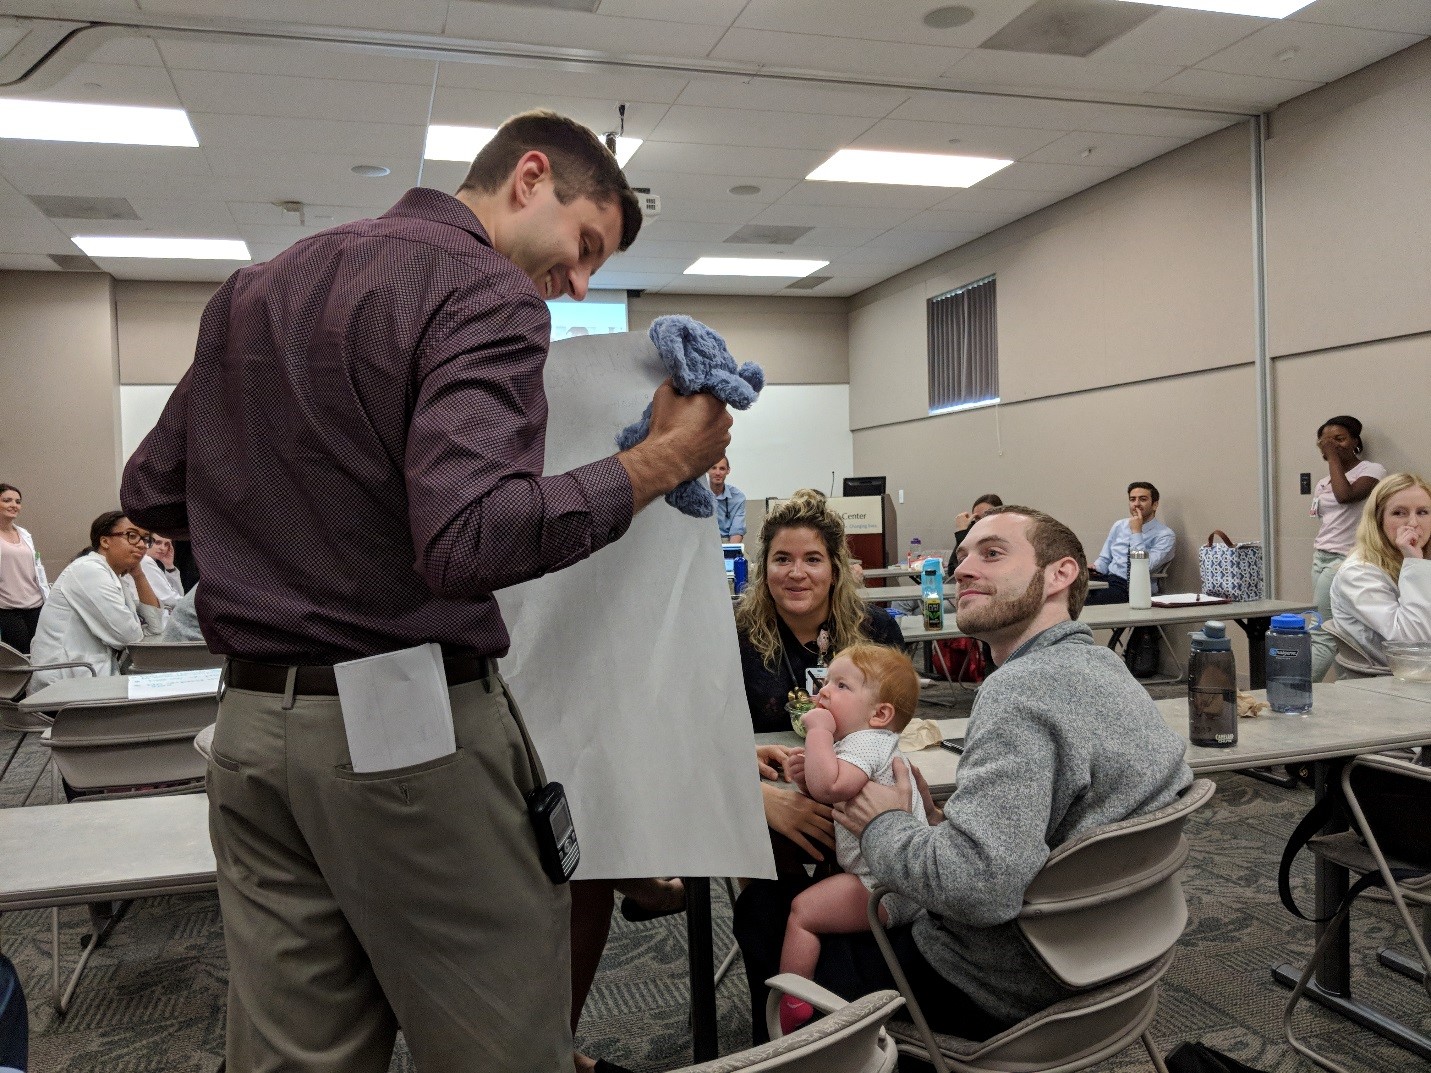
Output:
(861, 619), (1192, 1025)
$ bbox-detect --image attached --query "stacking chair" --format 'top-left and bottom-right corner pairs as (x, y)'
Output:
(1321, 617), (1386, 679)
(45, 693), (215, 800)
(1282, 754), (1431, 1073)
(123, 640), (224, 674)
(0, 641), (94, 797)
(849, 778), (1215, 1073)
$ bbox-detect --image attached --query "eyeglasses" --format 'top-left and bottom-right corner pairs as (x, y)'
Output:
(106, 529), (154, 547)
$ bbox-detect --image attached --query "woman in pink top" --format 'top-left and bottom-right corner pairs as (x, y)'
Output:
(1310, 416), (1384, 680)
(0, 483), (49, 653)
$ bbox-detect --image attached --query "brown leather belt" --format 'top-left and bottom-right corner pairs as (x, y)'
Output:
(227, 653), (494, 696)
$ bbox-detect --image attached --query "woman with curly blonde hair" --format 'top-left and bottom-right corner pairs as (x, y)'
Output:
(1329, 472), (1431, 676)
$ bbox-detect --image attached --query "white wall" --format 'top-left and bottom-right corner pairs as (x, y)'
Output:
(727, 385), (853, 504)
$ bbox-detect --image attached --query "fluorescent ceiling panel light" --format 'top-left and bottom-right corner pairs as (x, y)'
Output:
(684, 257), (828, 278)
(425, 124), (641, 166)
(0, 100), (198, 147)
(1113, 0), (1312, 15)
(73, 236), (251, 260)
(807, 148), (1012, 188)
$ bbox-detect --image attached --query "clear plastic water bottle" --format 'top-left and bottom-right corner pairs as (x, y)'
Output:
(1188, 621), (1237, 747)
(1266, 612), (1317, 714)
(907, 536), (922, 568)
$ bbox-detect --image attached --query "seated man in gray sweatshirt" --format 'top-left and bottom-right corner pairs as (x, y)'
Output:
(825, 504), (1193, 1037)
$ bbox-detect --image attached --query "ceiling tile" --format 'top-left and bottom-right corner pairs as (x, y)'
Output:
(593, 0), (748, 28)
(191, 113), (426, 157)
(940, 50), (1181, 97)
(1194, 20), (1421, 83)
(710, 27), (968, 80)
(771, 180), (952, 212)
(848, 117), (1065, 158)
(621, 170), (798, 202)
(435, 58), (688, 103)
(1292, 0), (1431, 35)
(975, 159), (1122, 192)
(1092, 9), (1267, 67)
(0, 142), (210, 176)
(1150, 67), (1324, 109)
(929, 185), (1065, 215)
(442, 2), (727, 57)
(173, 69), (437, 125)
(35, 60), (185, 108)
(626, 141), (833, 180)
(646, 105), (876, 152)
(156, 38), (439, 84)
(1022, 130), (1188, 168)
(888, 90), (1240, 138)
(733, 0), (1038, 49)
(751, 202), (921, 232)
(672, 77), (908, 119)
(429, 87), (670, 139)
(138, 0), (451, 34)
(630, 220), (745, 242)
(85, 32), (165, 66)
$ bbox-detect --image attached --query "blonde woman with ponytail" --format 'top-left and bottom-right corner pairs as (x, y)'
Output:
(1329, 472), (1431, 675)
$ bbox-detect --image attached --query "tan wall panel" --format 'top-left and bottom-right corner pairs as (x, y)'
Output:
(853, 364), (1262, 675)
(1271, 332), (1431, 600)
(1267, 39), (1431, 357)
(0, 271), (122, 572)
(115, 280), (220, 384)
(628, 294), (849, 385)
(848, 285), (925, 429)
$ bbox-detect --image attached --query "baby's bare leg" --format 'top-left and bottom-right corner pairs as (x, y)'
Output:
(780, 872), (882, 980)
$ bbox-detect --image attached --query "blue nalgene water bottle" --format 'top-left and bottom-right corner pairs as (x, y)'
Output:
(732, 552), (748, 595)
(1266, 612), (1317, 714)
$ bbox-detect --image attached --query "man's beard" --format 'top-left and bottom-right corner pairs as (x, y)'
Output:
(955, 569), (1046, 638)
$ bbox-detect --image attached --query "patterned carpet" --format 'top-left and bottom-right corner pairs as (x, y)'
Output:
(2, 682), (1429, 1072)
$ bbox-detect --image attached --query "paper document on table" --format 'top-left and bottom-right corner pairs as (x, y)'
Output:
(1151, 593), (1233, 607)
(127, 667), (223, 699)
(496, 331), (775, 881)
(333, 643), (456, 773)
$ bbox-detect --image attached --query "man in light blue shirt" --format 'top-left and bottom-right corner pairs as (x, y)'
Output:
(1085, 482), (1176, 605)
(709, 456), (746, 543)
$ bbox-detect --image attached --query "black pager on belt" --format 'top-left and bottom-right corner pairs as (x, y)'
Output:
(527, 781), (580, 884)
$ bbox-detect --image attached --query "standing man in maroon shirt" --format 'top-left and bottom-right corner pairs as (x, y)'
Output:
(122, 111), (731, 1073)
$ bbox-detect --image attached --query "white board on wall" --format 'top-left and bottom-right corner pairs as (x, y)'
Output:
(121, 385), (176, 463)
(726, 384), (853, 503)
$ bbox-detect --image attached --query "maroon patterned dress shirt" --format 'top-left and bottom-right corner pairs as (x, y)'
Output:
(122, 188), (633, 663)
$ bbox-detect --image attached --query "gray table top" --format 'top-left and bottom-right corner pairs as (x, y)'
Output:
(899, 598), (1313, 643)
(20, 673), (220, 711)
(756, 682), (1431, 796)
(0, 793), (216, 911)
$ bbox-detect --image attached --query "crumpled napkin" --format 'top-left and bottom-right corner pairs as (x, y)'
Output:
(1237, 691), (1268, 719)
(900, 718), (944, 751)
(616, 315), (765, 517)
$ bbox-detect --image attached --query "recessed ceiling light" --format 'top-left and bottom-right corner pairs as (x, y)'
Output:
(424, 124), (642, 167)
(923, 5), (976, 29)
(807, 148), (1012, 188)
(351, 164), (391, 177)
(72, 236), (251, 260)
(1113, 0), (1312, 16)
(684, 257), (828, 278)
(0, 100), (199, 147)
(728, 184), (762, 196)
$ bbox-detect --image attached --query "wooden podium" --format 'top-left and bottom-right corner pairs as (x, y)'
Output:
(826, 495), (898, 573)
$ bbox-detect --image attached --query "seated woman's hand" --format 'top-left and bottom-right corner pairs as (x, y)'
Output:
(761, 782), (835, 862)
(755, 743), (791, 781)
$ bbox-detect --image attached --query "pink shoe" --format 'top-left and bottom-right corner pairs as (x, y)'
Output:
(778, 994), (815, 1035)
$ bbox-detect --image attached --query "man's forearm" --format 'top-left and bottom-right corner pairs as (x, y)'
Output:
(618, 439), (686, 512)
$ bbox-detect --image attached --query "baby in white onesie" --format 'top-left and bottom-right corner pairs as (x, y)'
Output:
(778, 642), (925, 1034)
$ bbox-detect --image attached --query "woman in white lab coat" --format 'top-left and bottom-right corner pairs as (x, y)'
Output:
(28, 511), (164, 693)
(1329, 472), (1431, 675)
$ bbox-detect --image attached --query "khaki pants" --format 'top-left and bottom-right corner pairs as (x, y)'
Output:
(206, 672), (572, 1073)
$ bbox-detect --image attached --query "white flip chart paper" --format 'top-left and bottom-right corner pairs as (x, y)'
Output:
(496, 332), (775, 880)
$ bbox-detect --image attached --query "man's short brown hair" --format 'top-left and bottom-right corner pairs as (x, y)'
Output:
(458, 109), (642, 251)
(980, 505), (1090, 619)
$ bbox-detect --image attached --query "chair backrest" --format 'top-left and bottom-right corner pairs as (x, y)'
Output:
(1321, 618), (1386, 677)
(684, 989), (902, 1073)
(1018, 778), (1215, 989)
(124, 642), (224, 674)
(0, 642), (33, 704)
(46, 694), (216, 796)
